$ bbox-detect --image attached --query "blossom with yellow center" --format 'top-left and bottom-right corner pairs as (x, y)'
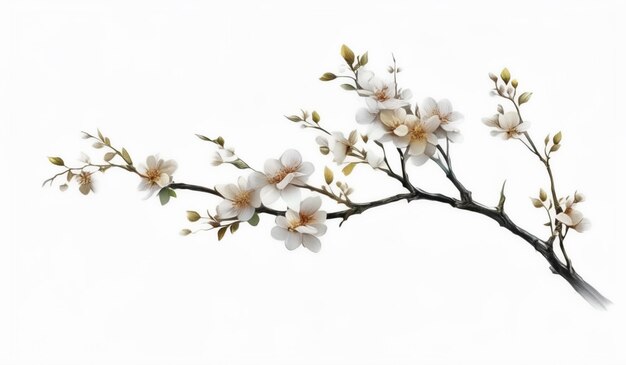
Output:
(77, 171), (95, 195)
(271, 196), (327, 253)
(215, 176), (261, 221)
(249, 149), (314, 210)
(482, 112), (531, 140)
(421, 97), (464, 142)
(556, 195), (591, 233)
(137, 155), (178, 198)
(356, 70), (412, 112)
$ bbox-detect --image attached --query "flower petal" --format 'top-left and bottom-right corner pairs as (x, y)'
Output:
(300, 196), (322, 215)
(437, 99), (453, 115)
(421, 97), (438, 117)
(302, 234), (321, 253)
(280, 149), (302, 168)
(356, 108), (376, 125)
(271, 226), (288, 240)
(285, 232), (302, 250)
(260, 185), (280, 205)
(281, 185), (302, 211)
(238, 206), (255, 222)
(556, 212), (574, 226)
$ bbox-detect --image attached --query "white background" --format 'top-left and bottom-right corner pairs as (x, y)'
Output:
(2, 0), (625, 364)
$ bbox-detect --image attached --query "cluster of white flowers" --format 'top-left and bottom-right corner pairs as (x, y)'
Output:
(351, 70), (463, 165)
(482, 111), (531, 140)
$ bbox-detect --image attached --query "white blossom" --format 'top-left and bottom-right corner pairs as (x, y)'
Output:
(215, 176), (261, 221)
(483, 112), (531, 140)
(421, 97), (464, 142)
(137, 155), (178, 198)
(77, 171), (96, 195)
(249, 149), (314, 209)
(271, 196), (327, 252)
(356, 70), (410, 111)
(365, 145), (385, 169)
(329, 131), (359, 164)
(556, 196), (591, 233)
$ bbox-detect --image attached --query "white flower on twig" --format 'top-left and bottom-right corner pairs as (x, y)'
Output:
(249, 149), (314, 209)
(357, 70), (411, 111)
(77, 171), (96, 195)
(137, 155), (178, 198)
(271, 196), (327, 252)
(421, 97), (463, 142)
(482, 112), (531, 140)
(216, 176), (261, 221)
(556, 195), (591, 233)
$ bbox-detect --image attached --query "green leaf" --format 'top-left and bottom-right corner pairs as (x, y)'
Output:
(319, 72), (336, 81)
(312, 111), (320, 123)
(550, 144), (561, 153)
(97, 129), (104, 141)
(196, 134), (211, 141)
(544, 134), (550, 146)
(553, 131), (562, 144)
(229, 222), (239, 234)
(285, 115), (303, 122)
(180, 229), (192, 236)
(103, 152), (116, 162)
(342, 162), (357, 176)
(531, 198), (544, 208)
(159, 188), (171, 205)
(231, 159), (250, 169)
(248, 213), (260, 226)
(511, 79), (518, 88)
(159, 187), (176, 205)
(217, 226), (227, 241)
(48, 156), (65, 166)
(121, 148), (133, 165)
(518, 92), (532, 105)
(500, 68), (511, 84)
(340, 44), (355, 66)
(340, 84), (356, 91)
(539, 188), (547, 202)
(324, 166), (334, 185)
(216, 136), (225, 147)
(497, 180), (507, 211)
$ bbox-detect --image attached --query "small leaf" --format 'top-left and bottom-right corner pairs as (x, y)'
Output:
(543, 222), (552, 226)
(511, 79), (518, 88)
(319, 146), (330, 155)
(359, 51), (368, 66)
(324, 166), (334, 185)
(66, 171), (74, 182)
(48, 156), (65, 166)
(544, 134), (550, 146)
(531, 198), (544, 208)
(488, 73), (498, 82)
(217, 226), (227, 241)
(103, 152), (116, 162)
(319, 72), (337, 81)
(97, 129), (104, 141)
(231, 159), (249, 169)
(285, 115), (303, 122)
(229, 222), (239, 234)
(539, 188), (547, 202)
(159, 188), (171, 205)
(92, 142), (104, 149)
(312, 111), (320, 123)
(500, 68), (511, 84)
(340, 44), (355, 66)
(340, 84), (356, 91)
(216, 137), (225, 147)
(180, 229), (192, 236)
(121, 148), (133, 165)
(104, 137), (111, 146)
(168, 189), (177, 198)
(550, 144), (561, 152)
(59, 184), (68, 192)
(518, 92), (532, 105)
(342, 162), (357, 176)
(553, 131), (562, 145)
(248, 213), (260, 226)
(186, 210), (201, 222)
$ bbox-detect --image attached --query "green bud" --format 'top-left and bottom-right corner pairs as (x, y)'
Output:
(531, 198), (544, 208)
(48, 156), (65, 166)
(319, 72), (337, 81)
(324, 166), (334, 185)
(186, 211), (201, 222)
(340, 44), (355, 66)
(180, 229), (192, 236)
(500, 68), (511, 84)
(518, 92), (532, 105)
(312, 111), (320, 123)
(539, 188), (547, 202)
(511, 79), (518, 88)
(553, 131), (562, 144)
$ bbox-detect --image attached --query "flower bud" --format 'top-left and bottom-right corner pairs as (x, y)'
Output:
(488, 73), (498, 82)
(186, 211), (201, 222)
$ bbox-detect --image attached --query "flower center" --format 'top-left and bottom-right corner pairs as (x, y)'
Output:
(410, 125), (426, 141)
(268, 166), (299, 184)
(374, 87), (390, 102)
(146, 168), (161, 183)
(288, 212), (314, 231)
(78, 172), (91, 185)
(233, 191), (251, 209)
